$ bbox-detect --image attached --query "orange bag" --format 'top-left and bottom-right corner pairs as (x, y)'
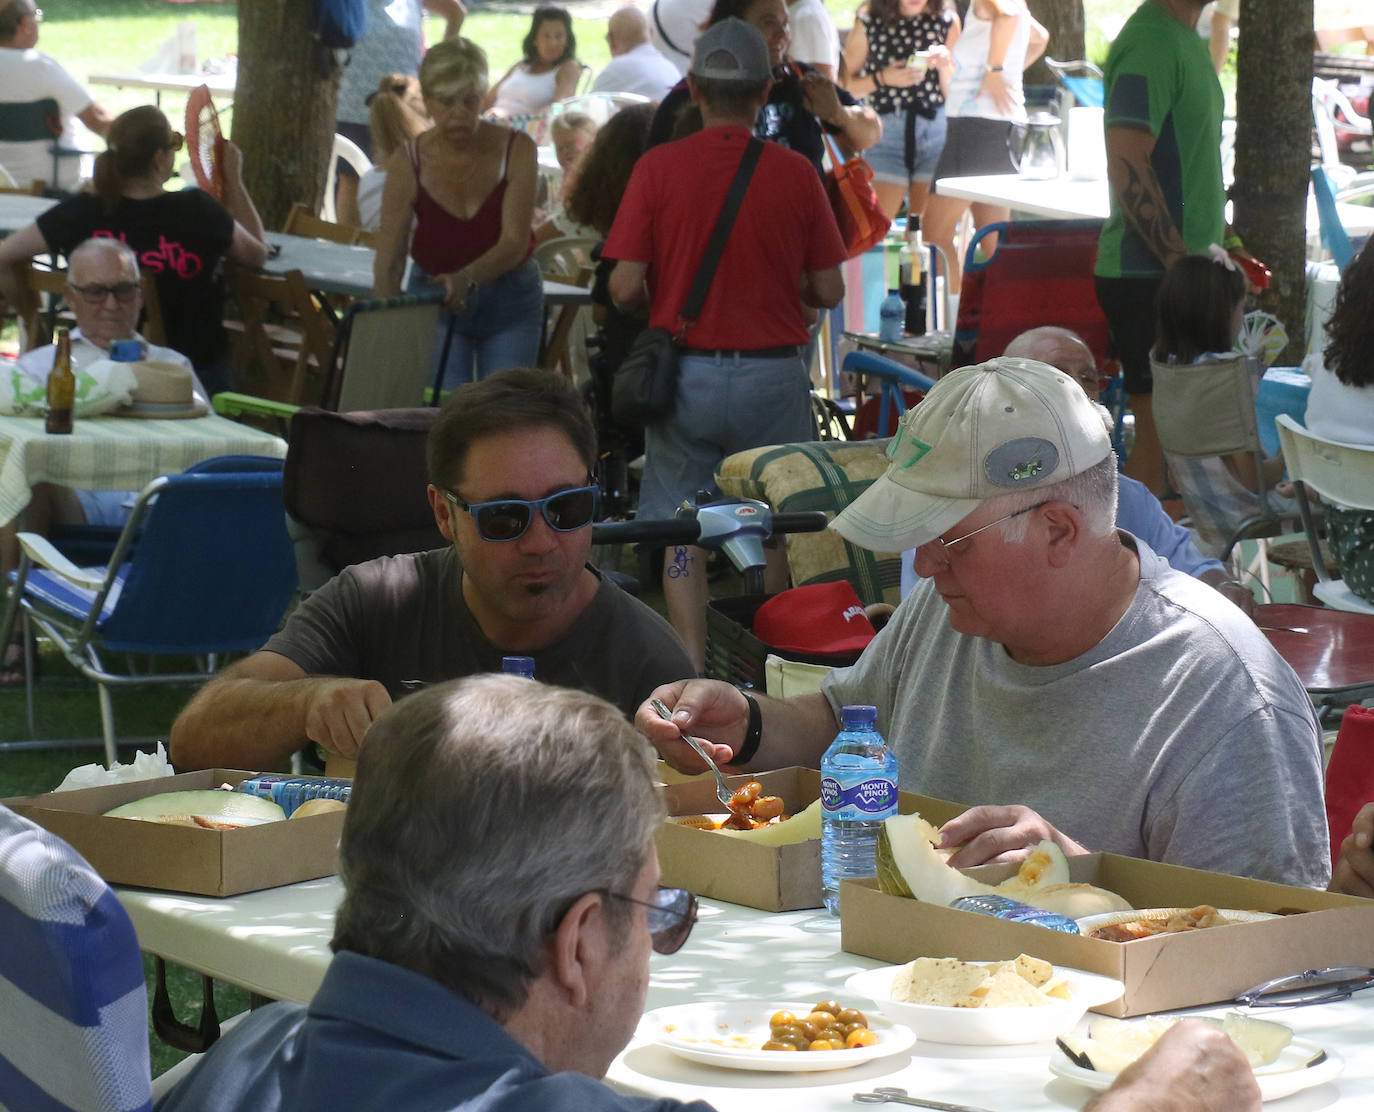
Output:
(822, 132), (891, 259)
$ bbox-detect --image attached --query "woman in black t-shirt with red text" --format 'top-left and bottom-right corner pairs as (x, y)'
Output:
(0, 106), (268, 393)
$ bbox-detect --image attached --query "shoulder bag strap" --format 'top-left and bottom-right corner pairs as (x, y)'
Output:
(678, 136), (764, 330)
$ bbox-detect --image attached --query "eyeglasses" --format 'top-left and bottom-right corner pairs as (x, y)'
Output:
(601, 886), (698, 954)
(925, 501), (1051, 561)
(68, 281), (141, 305)
(1235, 966), (1374, 1009)
(442, 484), (599, 542)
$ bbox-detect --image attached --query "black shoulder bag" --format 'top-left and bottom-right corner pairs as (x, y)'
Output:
(611, 137), (764, 427)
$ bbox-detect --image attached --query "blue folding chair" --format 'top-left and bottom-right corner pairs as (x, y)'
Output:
(2, 461), (297, 766)
(842, 350), (936, 438)
(0, 803), (152, 1112)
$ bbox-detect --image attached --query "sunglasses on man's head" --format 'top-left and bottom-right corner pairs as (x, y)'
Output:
(442, 484), (599, 542)
(602, 887), (698, 954)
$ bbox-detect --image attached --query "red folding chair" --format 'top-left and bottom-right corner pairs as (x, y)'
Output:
(951, 219), (1111, 370)
(1325, 704), (1374, 871)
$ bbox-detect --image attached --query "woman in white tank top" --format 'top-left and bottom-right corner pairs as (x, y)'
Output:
(920, 0), (1046, 294)
(484, 7), (584, 123)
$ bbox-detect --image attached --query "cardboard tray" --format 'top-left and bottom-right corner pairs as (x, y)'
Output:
(657, 770), (966, 913)
(4, 769), (345, 897)
(841, 851), (1374, 1016)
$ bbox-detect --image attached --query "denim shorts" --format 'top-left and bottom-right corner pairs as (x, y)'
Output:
(865, 107), (949, 186)
(638, 350), (814, 521)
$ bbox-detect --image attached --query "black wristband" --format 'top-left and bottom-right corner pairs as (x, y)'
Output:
(735, 691), (763, 765)
(872, 70), (884, 88)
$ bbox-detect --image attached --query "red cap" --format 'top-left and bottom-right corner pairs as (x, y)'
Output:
(753, 582), (877, 657)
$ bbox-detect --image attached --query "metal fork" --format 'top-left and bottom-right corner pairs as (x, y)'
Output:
(853, 1089), (993, 1112)
(651, 698), (735, 811)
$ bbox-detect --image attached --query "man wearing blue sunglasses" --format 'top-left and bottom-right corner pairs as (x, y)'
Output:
(170, 369), (692, 771)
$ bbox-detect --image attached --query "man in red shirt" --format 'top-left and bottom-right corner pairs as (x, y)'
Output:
(606, 17), (845, 669)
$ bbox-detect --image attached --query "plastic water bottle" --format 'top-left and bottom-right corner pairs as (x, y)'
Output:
(951, 893), (1081, 934)
(501, 655), (535, 677)
(820, 705), (899, 915)
(878, 288), (905, 342)
(237, 775), (351, 817)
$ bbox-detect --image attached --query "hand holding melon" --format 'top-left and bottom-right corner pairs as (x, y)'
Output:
(876, 812), (1133, 917)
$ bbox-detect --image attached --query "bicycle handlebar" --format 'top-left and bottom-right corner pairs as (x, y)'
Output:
(590, 509), (830, 547)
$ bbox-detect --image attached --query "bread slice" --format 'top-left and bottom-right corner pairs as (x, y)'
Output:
(890, 954), (1064, 1008)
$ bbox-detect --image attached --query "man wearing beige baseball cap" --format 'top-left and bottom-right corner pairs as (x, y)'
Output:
(638, 357), (1330, 889)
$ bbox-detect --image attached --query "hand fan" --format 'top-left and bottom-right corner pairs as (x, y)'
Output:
(185, 83), (226, 201)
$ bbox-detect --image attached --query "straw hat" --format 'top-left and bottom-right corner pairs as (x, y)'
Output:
(120, 360), (207, 419)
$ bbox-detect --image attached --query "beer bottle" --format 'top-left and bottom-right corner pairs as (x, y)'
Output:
(45, 328), (75, 435)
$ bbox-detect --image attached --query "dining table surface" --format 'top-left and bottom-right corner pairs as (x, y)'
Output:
(934, 172), (1374, 245)
(115, 877), (1374, 1111)
(86, 71), (236, 99)
(0, 412), (286, 528)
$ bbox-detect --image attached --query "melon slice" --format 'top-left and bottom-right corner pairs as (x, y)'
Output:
(1063, 1014), (1294, 1076)
(876, 812), (1133, 915)
(105, 789), (285, 827)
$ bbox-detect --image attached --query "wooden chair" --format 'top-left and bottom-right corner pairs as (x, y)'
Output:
(14, 263), (166, 352)
(224, 266), (337, 405)
(283, 201), (365, 246)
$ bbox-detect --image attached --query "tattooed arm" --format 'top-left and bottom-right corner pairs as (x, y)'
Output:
(1105, 124), (1188, 271)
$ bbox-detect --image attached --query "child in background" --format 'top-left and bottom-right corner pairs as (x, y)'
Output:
(1152, 251), (1287, 554)
(534, 111), (599, 242)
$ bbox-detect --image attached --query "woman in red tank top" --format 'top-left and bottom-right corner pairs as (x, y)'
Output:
(374, 38), (544, 384)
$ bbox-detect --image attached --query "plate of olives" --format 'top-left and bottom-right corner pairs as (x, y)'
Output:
(639, 999), (916, 1071)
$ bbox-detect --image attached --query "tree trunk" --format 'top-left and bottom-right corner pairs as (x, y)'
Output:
(1025, 0), (1085, 89)
(232, 0), (341, 230)
(1230, 0), (1314, 364)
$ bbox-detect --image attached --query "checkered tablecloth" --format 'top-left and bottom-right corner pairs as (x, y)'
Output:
(0, 413), (287, 526)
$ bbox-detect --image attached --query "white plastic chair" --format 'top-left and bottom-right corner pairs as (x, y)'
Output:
(1312, 77), (1374, 192)
(1275, 413), (1374, 615)
(321, 133), (373, 223)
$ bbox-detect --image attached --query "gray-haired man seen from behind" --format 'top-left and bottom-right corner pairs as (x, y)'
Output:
(157, 674), (1262, 1111)
(639, 357), (1329, 889)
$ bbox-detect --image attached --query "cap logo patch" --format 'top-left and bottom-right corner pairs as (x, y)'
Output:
(887, 426), (933, 469)
(985, 437), (1059, 487)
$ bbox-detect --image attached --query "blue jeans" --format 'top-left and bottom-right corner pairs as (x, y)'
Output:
(410, 256), (544, 387)
(638, 350), (814, 520)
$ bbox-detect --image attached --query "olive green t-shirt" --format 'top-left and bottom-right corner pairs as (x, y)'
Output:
(1095, 1), (1226, 279)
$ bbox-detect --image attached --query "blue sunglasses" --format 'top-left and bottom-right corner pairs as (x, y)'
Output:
(443, 484), (600, 542)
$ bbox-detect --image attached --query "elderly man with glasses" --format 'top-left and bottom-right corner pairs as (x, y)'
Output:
(170, 367), (692, 771)
(640, 357), (1329, 890)
(0, 237), (203, 683)
(0, 0), (113, 192)
(160, 674), (1263, 1112)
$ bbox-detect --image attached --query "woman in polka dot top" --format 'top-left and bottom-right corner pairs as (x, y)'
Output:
(841, 0), (959, 223)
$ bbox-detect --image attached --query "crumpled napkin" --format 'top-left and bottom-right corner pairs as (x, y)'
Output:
(0, 357), (139, 418)
(56, 741), (176, 792)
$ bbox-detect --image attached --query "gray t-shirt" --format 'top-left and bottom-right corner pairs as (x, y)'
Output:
(822, 534), (1330, 888)
(264, 547), (693, 718)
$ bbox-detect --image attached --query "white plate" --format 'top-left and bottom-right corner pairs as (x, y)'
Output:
(1075, 907), (1280, 937)
(1050, 1037), (1342, 1102)
(845, 962), (1124, 1046)
(640, 1001), (915, 1072)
